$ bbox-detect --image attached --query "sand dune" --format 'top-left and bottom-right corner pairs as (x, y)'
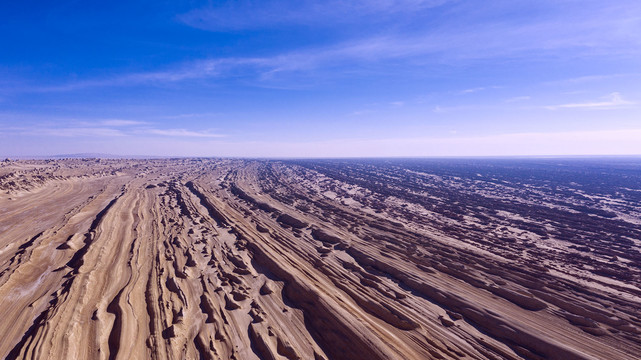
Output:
(0, 158), (639, 359)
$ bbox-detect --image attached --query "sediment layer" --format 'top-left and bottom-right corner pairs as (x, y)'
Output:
(0, 158), (639, 359)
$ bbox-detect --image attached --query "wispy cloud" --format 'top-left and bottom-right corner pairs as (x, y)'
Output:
(506, 96), (531, 103)
(157, 113), (222, 120)
(458, 86), (504, 95)
(3, 120), (225, 139)
(132, 128), (641, 157)
(546, 92), (635, 110)
(7, 2), (641, 95)
(10, 1), (639, 94)
(351, 109), (375, 116)
(26, 127), (127, 137)
(99, 119), (147, 127)
(144, 129), (225, 138)
(178, 0), (452, 31)
(545, 73), (641, 85)
(27, 60), (225, 92)
(460, 87), (487, 94)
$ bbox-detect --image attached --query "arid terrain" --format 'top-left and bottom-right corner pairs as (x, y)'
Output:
(0, 157), (639, 360)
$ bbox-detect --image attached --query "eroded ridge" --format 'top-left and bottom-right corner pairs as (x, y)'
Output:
(0, 158), (639, 360)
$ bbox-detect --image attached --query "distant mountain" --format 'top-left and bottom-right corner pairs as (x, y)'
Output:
(51, 153), (156, 159)
(6, 153), (166, 160)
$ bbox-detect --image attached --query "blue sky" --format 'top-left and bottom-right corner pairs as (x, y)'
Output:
(1, 0), (640, 157)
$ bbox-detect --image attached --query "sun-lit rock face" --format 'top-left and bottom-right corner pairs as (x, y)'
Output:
(0, 158), (639, 360)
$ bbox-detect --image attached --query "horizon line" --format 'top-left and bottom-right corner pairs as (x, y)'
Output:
(4, 153), (641, 161)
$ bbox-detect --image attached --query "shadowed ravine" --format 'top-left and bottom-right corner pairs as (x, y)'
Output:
(0, 158), (639, 360)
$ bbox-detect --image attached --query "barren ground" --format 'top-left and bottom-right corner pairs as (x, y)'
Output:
(0, 158), (639, 360)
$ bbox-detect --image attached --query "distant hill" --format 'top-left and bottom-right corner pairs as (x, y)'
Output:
(51, 153), (160, 159)
(3, 153), (167, 160)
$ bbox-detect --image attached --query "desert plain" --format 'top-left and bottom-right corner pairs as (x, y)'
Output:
(0, 157), (639, 360)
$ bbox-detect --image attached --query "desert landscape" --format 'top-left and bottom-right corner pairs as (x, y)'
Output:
(0, 157), (640, 360)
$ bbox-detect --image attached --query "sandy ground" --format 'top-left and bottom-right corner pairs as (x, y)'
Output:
(0, 158), (639, 360)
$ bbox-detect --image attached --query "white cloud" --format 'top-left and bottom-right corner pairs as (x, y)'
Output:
(27, 127), (127, 137)
(4, 121), (225, 140)
(11, 0), (641, 94)
(117, 128), (641, 157)
(144, 129), (225, 138)
(99, 119), (147, 127)
(351, 110), (375, 116)
(27, 59), (225, 92)
(178, 0), (452, 31)
(7, 2), (639, 95)
(546, 73), (641, 85)
(546, 92), (635, 110)
(460, 87), (486, 94)
(216, 128), (641, 157)
(16, 1), (641, 94)
(158, 113), (221, 120)
(506, 96), (531, 103)
(4, 124), (641, 157)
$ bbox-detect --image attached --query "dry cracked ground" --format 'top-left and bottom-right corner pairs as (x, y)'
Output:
(0, 158), (640, 360)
